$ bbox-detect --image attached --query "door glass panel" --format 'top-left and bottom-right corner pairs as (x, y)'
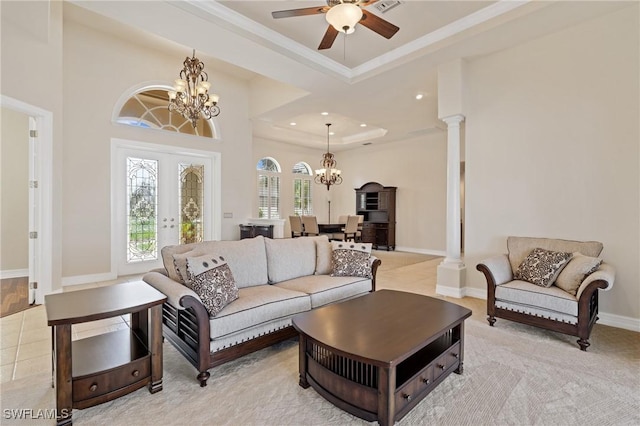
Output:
(179, 163), (204, 244)
(126, 157), (158, 262)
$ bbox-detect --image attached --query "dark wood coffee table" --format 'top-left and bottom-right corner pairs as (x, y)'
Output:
(292, 290), (472, 426)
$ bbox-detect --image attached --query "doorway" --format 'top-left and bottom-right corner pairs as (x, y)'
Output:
(112, 139), (220, 276)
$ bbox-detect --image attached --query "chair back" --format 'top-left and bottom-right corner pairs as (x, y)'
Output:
(289, 216), (303, 237)
(301, 215), (319, 235)
(345, 215), (360, 235)
(337, 215), (349, 226)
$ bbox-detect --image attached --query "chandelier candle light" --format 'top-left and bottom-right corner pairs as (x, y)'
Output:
(315, 123), (343, 190)
(168, 49), (220, 127)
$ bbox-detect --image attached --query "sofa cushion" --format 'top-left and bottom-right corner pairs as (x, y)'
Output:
(186, 254), (238, 316)
(209, 285), (310, 340)
(507, 236), (603, 274)
(495, 280), (578, 317)
(264, 237), (317, 283)
(162, 236), (268, 288)
(330, 241), (373, 278)
(275, 275), (371, 308)
(311, 235), (332, 275)
(514, 248), (573, 288)
(554, 252), (602, 296)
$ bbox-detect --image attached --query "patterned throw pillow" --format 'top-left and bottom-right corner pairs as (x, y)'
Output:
(514, 248), (573, 288)
(186, 254), (239, 317)
(330, 241), (373, 278)
(554, 252), (602, 295)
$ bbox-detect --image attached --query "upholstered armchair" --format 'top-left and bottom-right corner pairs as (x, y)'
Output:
(476, 236), (615, 351)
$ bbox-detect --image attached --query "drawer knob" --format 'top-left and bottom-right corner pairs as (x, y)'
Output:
(438, 364), (446, 370)
(452, 353), (459, 359)
(132, 370), (140, 377)
(403, 393), (412, 401)
(89, 383), (98, 392)
(422, 377), (430, 385)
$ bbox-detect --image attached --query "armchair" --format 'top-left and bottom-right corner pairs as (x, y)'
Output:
(476, 236), (615, 351)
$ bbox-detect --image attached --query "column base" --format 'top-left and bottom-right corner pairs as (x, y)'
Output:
(436, 262), (466, 298)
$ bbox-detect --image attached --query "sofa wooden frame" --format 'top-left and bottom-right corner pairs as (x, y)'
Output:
(476, 263), (609, 351)
(162, 259), (381, 387)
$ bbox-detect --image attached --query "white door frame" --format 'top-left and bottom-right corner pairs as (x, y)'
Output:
(1, 95), (54, 305)
(110, 138), (222, 276)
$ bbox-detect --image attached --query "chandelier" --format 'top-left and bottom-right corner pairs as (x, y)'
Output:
(168, 50), (220, 128)
(315, 123), (343, 190)
(325, 1), (363, 34)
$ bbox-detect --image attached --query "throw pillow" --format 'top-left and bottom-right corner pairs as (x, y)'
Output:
(554, 252), (602, 295)
(330, 241), (372, 278)
(514, 248), (573, 288)
(186, 254), (239, 317)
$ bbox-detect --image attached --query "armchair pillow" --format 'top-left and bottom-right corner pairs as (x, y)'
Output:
(186, 254), (239, 316)
(554, 252), (602, 295)
(330, 241), (372, 278)
(514, 248), (573, 288)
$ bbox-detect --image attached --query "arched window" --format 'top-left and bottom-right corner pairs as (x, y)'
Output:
(292, 162), (312, 216)
(257, 157), (281, 219)
(115, 86), (218, 138)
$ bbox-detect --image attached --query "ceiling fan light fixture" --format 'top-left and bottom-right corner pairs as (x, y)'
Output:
(325, 3), (363, 34)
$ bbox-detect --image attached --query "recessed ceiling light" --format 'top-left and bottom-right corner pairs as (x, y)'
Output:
(290, 122), (296, 126)
(360, 123), (367, 127)
(321, 112), (329, 116)
(415, 94), (424, 100)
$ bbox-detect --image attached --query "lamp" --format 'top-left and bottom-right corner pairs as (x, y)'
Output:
(315, 123), (343, 190)
(325, 1), (363, 34)
(168, 49), (220, 128)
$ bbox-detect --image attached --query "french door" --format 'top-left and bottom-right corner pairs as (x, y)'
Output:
(114, 143), (214, 275)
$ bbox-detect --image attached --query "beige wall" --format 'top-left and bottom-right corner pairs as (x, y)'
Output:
(0, 108), (29, 271)
(61, 18), (254, 277)
(254, 132), (448, 254)
(464, 6), (639, 320)
(1, 0), (64, 290)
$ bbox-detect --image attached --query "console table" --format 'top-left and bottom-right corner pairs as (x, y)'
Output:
(45, 281), (166, 425)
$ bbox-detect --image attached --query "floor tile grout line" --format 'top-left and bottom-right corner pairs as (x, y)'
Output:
(12, 312), (25, 380)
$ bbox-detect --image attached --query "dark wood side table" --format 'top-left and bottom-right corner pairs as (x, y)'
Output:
(45, 281), (166, 426)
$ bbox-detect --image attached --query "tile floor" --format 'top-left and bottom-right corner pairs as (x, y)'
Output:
(0, 274), (143, 384)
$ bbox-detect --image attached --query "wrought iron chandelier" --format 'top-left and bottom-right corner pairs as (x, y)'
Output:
(315, 123), (343, 190)
(168, 50), (220, 127)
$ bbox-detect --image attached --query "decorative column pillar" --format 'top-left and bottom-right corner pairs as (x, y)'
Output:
(436, 114), (466, 297)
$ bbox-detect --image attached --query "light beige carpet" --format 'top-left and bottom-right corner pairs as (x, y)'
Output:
(2, 255), (639, 425)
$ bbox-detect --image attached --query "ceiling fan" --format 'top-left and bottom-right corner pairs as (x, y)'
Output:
(271, 0), (400, 50)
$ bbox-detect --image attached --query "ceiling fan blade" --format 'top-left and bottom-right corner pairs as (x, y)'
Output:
(272, 6), (328, 19)
(359, 10), (399, 39)
(318, 25), (339, 50)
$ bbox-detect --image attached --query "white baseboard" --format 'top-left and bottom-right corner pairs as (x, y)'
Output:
(435, 285), (465, 298)
(598, 312), (640, 333)
(62, 272), (117, 287)
(0, 269), (29, 279)
(394, 246), (446, 257)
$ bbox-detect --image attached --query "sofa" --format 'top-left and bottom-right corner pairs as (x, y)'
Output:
(143, 235), (381, 386)
(476, 236), (615, 351)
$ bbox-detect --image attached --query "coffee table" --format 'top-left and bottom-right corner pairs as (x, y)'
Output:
(292, 290), (472, 426)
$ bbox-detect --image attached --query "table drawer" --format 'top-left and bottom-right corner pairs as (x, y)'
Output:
(73, 355), (150, 402)
(432, 341), (461, 381)
(395, 365), (433, 411)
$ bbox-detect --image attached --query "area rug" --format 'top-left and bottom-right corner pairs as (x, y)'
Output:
(2, 306), (638, 425)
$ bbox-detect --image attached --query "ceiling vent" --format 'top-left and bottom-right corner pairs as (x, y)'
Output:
(374, 0), (402, 14)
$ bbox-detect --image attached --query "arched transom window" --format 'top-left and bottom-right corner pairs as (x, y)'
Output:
(116, 88), (216, 138)
(257, 157), (281, 219)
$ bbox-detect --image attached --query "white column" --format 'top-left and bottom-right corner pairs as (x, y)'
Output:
(436, 114), (466, 297)
(442, 114), (464, 265)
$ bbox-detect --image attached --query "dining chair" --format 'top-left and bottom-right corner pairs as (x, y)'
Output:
(301, 215), (319, 236)
(356, 215), (364, 242)
(289, 215), (304, 238)
(334, 215), (359, 241)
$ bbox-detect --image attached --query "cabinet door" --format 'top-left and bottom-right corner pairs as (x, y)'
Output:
(378, 191), (389, 210)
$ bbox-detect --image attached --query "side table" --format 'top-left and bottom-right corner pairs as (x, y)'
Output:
(45, 281), (166, 425)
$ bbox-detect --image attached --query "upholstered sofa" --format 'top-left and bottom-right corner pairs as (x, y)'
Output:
(143, 235), (380, 386)
(476, 236), (615, 351)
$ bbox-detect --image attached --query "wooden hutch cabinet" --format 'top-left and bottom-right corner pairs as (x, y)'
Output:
(355, 182), (397, 251)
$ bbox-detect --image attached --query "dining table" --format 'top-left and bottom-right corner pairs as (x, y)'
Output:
(317, 223), (345, 234)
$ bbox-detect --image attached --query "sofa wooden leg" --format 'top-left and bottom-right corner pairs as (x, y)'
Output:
(197, 371), (210, 387)
(487, 316), (496, 326)
(577, 338), (590, 351)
